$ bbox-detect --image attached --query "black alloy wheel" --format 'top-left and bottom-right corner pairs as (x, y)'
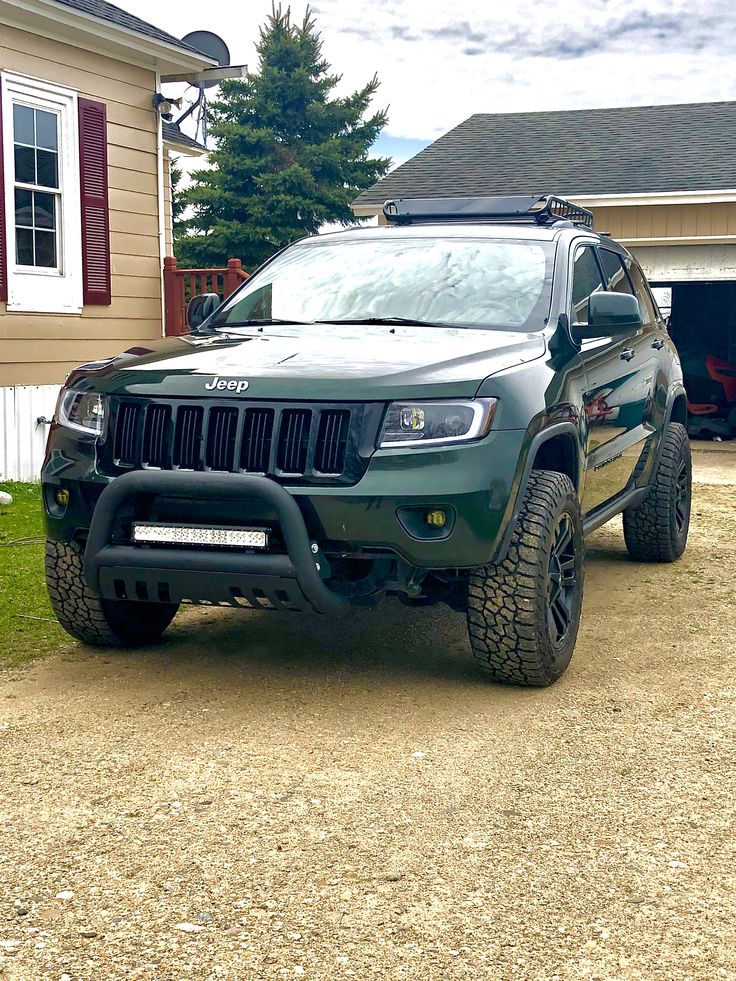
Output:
(674, 458), (690, 534)
(547, 513), (578, 647)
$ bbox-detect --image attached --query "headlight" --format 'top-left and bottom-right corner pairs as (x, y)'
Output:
(379, 398), (497, 448)
(57, 389), (106, 436)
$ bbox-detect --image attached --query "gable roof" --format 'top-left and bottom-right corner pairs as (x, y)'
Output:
(353, 102), (736, 209)
(51, 0), (209, 57)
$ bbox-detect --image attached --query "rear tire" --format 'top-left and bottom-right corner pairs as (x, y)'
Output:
(466, 470), (584, 687)
(45, 540), (178, 647)
(623, 422), (691, 562)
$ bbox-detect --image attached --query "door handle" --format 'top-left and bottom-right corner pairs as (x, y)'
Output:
(651, 338), (665, 350)
(620, 348), (636, 361)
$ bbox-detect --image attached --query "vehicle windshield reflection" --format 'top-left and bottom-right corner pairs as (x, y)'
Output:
(212, 237), (555, 332)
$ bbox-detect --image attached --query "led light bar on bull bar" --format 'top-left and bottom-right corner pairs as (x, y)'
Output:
(132, 523), (268, 550)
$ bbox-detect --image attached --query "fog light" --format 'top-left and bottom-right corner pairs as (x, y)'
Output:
(54, 489), (70, 507)
(426, 509), (447, 528)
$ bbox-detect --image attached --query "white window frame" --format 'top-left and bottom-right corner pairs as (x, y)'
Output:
(2, 71), (83, 314)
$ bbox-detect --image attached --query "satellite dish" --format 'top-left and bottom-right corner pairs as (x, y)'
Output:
(182, 31), (231, 87)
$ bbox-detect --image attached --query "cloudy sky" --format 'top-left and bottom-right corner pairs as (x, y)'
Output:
(126, 0), (736, 165)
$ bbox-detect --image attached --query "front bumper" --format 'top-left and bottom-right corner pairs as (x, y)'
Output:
(43, 428), (526, 609)
(84, 471), (352, 615)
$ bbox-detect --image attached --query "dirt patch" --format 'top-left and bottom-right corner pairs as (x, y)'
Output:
(1, 450), (734, 980)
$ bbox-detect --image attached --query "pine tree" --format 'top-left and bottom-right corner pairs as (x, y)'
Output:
(170, 159), (188, 245)
(177, 4), (390, 269)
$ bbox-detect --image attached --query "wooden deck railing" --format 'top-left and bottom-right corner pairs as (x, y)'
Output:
(163, 256), (249, 336)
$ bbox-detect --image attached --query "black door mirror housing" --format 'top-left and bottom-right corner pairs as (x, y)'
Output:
(187, 292), (222, 330)
(573, 292), (643, 342)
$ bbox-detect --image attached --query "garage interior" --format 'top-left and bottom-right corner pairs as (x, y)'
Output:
(651, 281), (736, 439)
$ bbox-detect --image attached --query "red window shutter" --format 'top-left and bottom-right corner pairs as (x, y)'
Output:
(0, 79), (8, 302)
(78, 98), (111, 305)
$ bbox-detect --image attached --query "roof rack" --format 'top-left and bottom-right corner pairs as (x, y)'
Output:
(382, 194), (594, 230)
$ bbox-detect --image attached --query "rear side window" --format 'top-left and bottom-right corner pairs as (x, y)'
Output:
(571, 246), (605, 325)
(598, 249), (634, 295)
(624, 258), (658, 326)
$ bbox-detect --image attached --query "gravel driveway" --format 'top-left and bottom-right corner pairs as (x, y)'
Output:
(1, 447), (735, 980)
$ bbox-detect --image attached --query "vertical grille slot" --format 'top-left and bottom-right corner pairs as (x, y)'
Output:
(114, 402), (141, 465)
(314, 409), (350, 474)
(240, 407), (275, 472)
(142, 405), (172, 468)
(276, 409), (311, 474)
(172, 405), (204, 469)
(206, 407), (238, 471)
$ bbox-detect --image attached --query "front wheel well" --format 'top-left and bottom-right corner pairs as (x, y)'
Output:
(530, 433), (579, 489)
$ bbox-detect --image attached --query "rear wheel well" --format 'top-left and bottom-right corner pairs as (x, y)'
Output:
(670, 393), (687, 426)
(531, 433), (579, 489)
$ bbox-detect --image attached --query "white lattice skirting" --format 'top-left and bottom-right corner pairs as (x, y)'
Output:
(0, 385), (61, 482)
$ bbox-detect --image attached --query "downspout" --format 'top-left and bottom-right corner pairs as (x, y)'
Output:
(155, 69), (167, 338)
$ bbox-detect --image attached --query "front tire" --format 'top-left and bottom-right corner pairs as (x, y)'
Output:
(623, 422), (691, 562)
(45, 540), (179, 647)
(466, 470), (584, 687)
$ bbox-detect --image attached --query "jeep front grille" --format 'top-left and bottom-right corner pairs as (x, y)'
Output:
(104, 397), (382, 486)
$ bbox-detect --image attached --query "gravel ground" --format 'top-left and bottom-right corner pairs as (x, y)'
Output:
(1, 447), (735, 981)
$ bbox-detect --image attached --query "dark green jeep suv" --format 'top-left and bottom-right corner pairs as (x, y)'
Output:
(42, 195), (691, 686)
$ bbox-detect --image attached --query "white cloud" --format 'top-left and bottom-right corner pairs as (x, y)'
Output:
(127, 0), (736, 143)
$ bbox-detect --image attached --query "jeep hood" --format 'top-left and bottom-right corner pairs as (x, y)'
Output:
(77, 323), (546, 401)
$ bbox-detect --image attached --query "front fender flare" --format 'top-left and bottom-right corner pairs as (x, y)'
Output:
(491, 421), (582, 564)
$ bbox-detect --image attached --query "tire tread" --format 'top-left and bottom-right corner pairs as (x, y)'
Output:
(466, 470), (583, 687)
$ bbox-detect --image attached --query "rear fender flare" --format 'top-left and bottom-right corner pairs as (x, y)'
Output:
(646, 383), (688, 480)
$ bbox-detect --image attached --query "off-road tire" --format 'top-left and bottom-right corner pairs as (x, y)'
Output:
(466, 470), (584, 687)
(45, 539), (178, 647)
(623, 422), (691, 562)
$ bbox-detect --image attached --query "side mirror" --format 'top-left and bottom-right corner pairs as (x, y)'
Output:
(187, 292), (221, 330)
(573, 292), (643, 342)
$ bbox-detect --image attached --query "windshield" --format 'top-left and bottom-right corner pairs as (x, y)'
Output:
(211, 236), (555, 331)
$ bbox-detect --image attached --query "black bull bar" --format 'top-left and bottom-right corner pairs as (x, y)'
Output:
(83, 471), (352, 615)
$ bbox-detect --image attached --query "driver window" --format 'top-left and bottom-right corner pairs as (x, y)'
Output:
(571, 246), (605, 325)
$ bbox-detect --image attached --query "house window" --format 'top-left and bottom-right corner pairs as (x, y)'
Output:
(2, 72), (83, 314)
(13, 104), (60, 269)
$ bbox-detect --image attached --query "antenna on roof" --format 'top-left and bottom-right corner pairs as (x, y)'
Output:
(161, 31), (247, 147)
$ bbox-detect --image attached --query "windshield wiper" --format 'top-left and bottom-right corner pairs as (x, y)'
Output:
(317, 316), (456, 329)
(212, 318), (313, 328)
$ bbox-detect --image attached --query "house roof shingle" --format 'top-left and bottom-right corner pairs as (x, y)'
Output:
(52, 0), (210, 57)
(162, 121), (207, 154)
(354, 102), (736, 208)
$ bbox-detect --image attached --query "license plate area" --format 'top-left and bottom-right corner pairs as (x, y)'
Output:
(132, 522), (269, 550)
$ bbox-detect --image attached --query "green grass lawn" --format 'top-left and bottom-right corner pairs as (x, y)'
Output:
(0, 483), (67, 666)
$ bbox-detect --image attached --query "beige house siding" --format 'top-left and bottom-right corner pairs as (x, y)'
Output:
(0, 23), (164, 387)
(591, 203), (736, 244)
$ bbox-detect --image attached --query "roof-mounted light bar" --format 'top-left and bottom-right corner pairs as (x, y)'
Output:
(382, 194), (594, 229)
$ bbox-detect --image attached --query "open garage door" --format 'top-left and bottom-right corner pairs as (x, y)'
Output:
(632, 245), (736, 439)
(651, 280), (736, 439)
